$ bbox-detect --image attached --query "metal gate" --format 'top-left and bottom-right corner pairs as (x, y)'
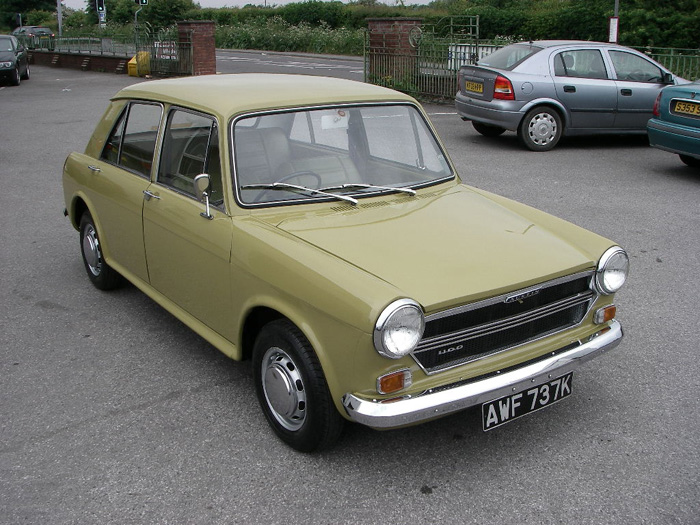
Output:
(364, 16), (483, 101)
(135, 27), (193, 77)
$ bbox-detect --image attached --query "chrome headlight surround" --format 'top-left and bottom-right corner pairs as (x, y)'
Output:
(595, 246), (629, 295)
(374, 299), (425, 359)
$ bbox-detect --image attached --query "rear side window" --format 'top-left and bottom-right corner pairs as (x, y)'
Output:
(554, 50), (608, 79)
(101, 102), (163, 178)
(479, 44), (543, 70)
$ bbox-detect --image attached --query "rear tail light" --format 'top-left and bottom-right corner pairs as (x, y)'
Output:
(652, 92), (662, 117)
(494, 75), (515, 100)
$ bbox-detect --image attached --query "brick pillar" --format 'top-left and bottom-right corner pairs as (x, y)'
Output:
(177, 20), (216, 76)
(366, 18), (422, 84)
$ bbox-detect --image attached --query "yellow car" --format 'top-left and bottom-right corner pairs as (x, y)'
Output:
(62, 74), (628, 451)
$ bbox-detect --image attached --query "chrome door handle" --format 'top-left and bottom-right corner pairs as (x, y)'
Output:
(88, 165), (101, 173)
(143, 190), (160, 201)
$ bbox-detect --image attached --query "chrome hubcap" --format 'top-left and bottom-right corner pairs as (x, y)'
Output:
(82, 225), (102, 276)
(527, 112), (558, 145)
(262, 347), (307, 431)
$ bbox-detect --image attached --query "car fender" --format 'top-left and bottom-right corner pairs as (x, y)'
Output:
(519, 98), (571, 129)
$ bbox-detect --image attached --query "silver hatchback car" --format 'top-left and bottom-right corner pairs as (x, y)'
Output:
(455, 40), (687, 151)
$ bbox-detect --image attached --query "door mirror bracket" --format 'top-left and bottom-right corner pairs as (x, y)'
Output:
(193, 174), (213, 220)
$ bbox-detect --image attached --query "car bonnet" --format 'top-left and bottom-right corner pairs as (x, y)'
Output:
(257, 184), (604, 312)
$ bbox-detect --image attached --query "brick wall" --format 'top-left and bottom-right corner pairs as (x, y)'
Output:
(29, 51), (128, 74)
(178, 20), (216, 76)
(366, 18), (422, 81)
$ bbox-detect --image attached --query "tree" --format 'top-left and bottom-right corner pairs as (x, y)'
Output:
(1, 0), (57, 28)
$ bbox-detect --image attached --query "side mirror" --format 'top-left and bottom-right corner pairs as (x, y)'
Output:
(193, 173), (213, 220)
(662, 72), (674, 84)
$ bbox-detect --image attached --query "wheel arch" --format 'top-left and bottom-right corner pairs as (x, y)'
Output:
(240, 306), (285, 361)
(68, 195), (90, 230)
(519, 99), (570, 131)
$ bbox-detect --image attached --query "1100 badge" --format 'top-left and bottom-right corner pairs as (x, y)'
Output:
(482, 372), (573, 431)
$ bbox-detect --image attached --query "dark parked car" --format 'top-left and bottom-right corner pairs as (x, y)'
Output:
(647, 80), (700, 168)
(11, 25), (54, 50)
(456, 40), (686, 151)
(0, 35), (29, 86)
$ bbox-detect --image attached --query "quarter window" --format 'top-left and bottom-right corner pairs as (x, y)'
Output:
(609, 50), (664, 82)
(554, 50), (608, 79)
(100, 102), (162, 178)
(157, 109), (223, 205)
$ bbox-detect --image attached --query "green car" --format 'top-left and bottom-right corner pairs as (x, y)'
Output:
(62, 74), (628, 451)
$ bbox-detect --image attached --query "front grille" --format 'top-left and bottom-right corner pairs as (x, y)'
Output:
(413, 272), (595, 374)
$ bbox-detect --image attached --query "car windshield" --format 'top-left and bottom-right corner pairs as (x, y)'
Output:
(0, 38), (13, 52)
(34, 28), (52, 35)
(233, 104), (453, 206)
(479, 43), (543, 70)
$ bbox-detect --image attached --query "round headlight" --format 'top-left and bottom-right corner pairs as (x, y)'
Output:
(595, 246), (629, 295)
(374, 299), (425, 359)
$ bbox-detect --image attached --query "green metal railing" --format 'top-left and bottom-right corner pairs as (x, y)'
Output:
(19, 31), (193, 77)
(638, 47), (700, 81)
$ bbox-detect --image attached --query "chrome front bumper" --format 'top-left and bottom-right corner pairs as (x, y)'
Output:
(342, 320), (623, 429)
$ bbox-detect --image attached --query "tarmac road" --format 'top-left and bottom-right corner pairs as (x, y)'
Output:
(1, 63), (698, 524)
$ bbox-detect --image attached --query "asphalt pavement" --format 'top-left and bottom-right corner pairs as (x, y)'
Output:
(1, 64), (698, 524)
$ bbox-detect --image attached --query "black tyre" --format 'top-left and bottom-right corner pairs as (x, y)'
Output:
(20, 63), (30, 81)
(79, 212), (121, 290)
(517, 107), (562, 151)
(253, 319), (344, 452)
(472, 121), (506, 137)
(679, 154), (700, 168)
(10, 66), (20, 86)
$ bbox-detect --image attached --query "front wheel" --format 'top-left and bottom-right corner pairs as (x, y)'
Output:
(518, 107), (562, 151)
(253, 319), (344, 452)
(79, 212), (121, 290)
(472, 121), (506, 137)
(679, 154), (700, 168)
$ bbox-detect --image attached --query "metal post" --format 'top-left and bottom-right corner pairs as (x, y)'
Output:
(56, 0), (62, 37)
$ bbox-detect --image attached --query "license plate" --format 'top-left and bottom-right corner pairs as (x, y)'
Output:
(482, 372), (573, 431)
(465, 80), (483, 94)
(672, 100), (700, 117)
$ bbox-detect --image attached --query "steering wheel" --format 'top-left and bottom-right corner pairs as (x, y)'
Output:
(254, 171), (321, 202)
(627, 69), (649, 82)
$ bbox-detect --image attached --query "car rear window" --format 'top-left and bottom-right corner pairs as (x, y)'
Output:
(478, 44), (543, 70)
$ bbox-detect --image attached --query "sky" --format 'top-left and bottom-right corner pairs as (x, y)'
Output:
(62, 0), (432, 11)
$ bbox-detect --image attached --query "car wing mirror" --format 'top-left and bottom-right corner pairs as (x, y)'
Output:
(662, 72), (674, 84)
(193, 173), (213, 220)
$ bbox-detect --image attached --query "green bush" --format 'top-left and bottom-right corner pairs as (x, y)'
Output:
(215, 16), (364, 55)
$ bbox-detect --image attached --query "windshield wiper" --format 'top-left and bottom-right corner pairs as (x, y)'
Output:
(319, 183), (417, 196)
(241, 182), (358, 205)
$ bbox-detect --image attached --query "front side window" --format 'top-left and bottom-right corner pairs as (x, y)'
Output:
(100, 102), (162, 178)
(157, 108), (223, 205)
(554, 50), (608, 79)
(609, 50), (664, 83)
(233, 104), (453, 206)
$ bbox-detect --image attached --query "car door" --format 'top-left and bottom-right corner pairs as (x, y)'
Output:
(85, 100), (162, 284)
(142, 108), (234, 338)
(552, 49), (617, 129)
(608, 49), (669, 130)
